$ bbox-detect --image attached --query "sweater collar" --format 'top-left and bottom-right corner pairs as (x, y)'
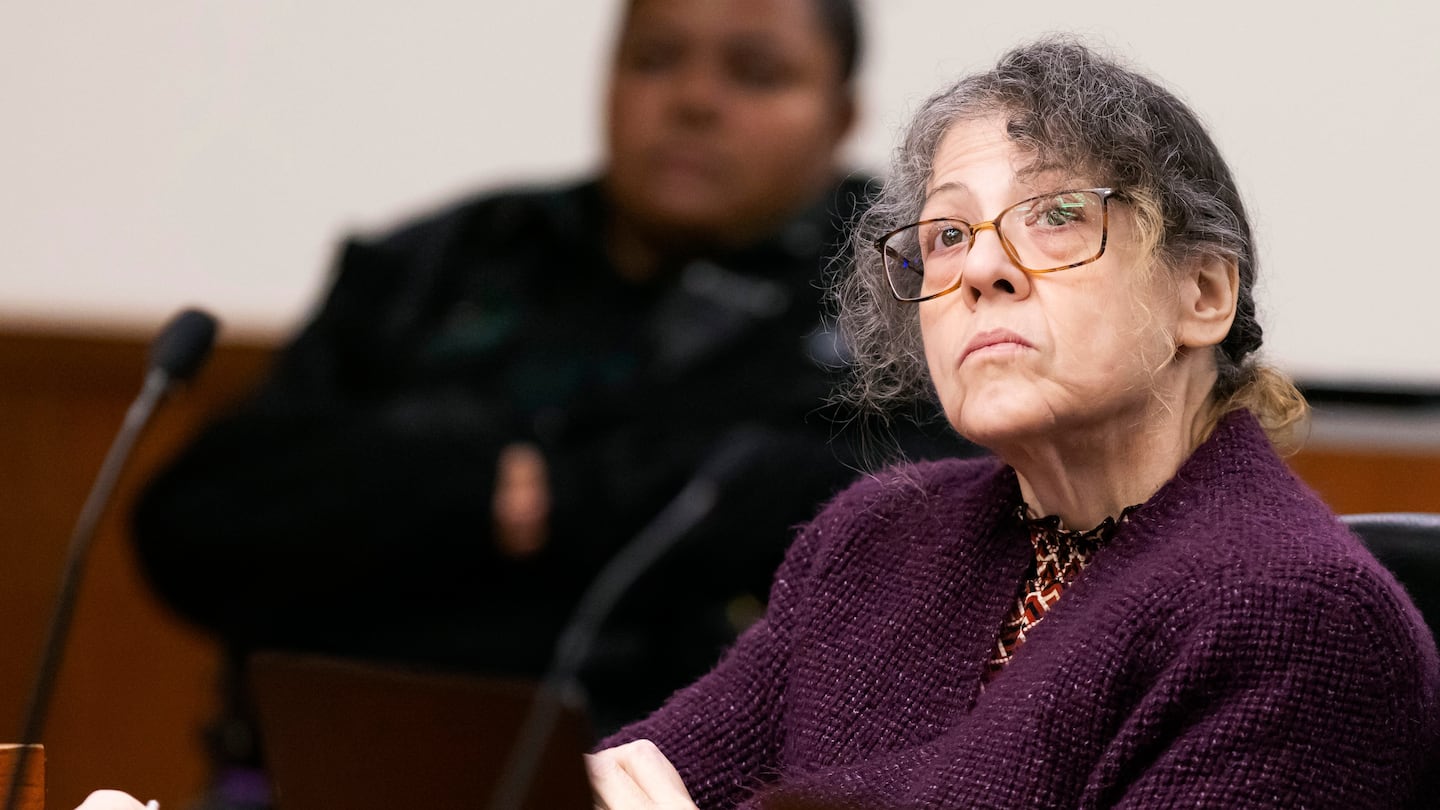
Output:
(968, 409), (1275, 549)
(1111, 408), (1277, 536)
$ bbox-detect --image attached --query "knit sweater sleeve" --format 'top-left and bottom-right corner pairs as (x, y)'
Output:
(595, 493), (833, 808)
(1089, 562), (1438, 809)
(748, 540), (1438, 810)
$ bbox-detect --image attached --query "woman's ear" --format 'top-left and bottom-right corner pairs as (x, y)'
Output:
(1175, 253), (1239, 349)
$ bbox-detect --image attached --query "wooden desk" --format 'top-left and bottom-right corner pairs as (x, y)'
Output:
(0, 745), (45, 810)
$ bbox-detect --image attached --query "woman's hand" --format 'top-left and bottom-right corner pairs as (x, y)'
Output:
(586, 739), (699, 810)
(73, 791), (150, 810)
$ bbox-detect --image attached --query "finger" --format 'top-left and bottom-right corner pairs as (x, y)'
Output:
(615, 740), (694, 805)
(494, 502), (547, 557)
(74, 791), (148, 810)
(588, 741), (698, 809)
(497, 443), (549, 489)
(492, 443), (552, 557)
(586, 750), (652, 809)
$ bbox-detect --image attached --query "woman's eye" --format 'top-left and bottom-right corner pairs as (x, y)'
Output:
(935, 226), (968, 249)
(1029, 196), (1088, 227)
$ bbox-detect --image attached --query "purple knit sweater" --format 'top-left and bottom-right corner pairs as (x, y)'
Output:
(601, 412), (1439, 808)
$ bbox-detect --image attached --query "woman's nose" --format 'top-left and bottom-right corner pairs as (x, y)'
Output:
(961, 224), (1032, 309)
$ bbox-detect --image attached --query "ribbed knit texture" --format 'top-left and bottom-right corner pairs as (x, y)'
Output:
(601, 411), (1439, 808)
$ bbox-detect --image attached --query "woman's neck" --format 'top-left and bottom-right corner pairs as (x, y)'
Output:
(1009, 430), (1184, 531)
(1003, 367), (1217, 531)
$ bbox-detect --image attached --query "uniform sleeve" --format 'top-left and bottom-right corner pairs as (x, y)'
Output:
(131, 235), (516, 647)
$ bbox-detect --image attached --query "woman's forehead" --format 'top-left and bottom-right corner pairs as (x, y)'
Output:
(922, 170), (1096, 217)
(927, 121), (1078, 194)
(926, 116), (1104, 199)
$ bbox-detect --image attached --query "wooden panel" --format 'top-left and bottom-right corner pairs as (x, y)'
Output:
(1287, 447), (1440, 515)
(0, 744), (45, 810)
(0, 328), (273, 810)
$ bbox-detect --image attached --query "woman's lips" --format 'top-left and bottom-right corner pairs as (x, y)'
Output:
(960, 329), (1034, 365)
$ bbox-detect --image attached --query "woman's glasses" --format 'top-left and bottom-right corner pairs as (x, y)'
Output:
(875, 188), (1118, 302)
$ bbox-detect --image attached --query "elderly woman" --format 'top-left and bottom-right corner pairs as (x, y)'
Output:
(588, 39), (1439, 809)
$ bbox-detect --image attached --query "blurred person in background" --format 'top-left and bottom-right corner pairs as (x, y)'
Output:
(131, 0), (967, 805)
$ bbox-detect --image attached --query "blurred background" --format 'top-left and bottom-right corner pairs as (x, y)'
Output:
(3, 1), (1438, 382)
(2, 1), (1436, 807)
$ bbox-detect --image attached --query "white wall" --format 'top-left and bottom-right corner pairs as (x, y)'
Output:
(2, 1), (1436, 385)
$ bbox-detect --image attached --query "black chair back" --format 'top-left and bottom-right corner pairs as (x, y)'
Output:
(1342, 513), (1440, 645)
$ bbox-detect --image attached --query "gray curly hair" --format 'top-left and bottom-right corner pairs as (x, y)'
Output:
(836, 37), (1305, 442)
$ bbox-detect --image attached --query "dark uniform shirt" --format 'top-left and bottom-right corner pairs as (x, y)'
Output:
(133, 176), (969, 733)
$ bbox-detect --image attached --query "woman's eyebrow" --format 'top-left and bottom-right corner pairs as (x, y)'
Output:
(921, 181), (968, 209)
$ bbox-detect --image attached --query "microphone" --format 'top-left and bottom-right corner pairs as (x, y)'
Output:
(488, 426), (775, 810)
(4, 308), (219, 810)
(149, 308), (219, 381)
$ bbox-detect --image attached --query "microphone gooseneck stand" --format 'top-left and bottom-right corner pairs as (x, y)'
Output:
(487, 430), (770, 810)
(4, 309), (217, 810)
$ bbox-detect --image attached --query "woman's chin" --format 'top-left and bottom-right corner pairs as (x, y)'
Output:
(949, 396), (1053, 452)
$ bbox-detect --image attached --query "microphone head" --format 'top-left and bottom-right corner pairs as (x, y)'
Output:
(150, 308), (219, 381)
